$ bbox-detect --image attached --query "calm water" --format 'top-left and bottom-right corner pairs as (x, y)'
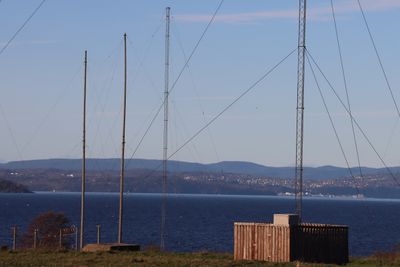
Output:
(0, 192), (399, 256)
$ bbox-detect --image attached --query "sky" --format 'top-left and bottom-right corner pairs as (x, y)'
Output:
(0, 0), (399, 168)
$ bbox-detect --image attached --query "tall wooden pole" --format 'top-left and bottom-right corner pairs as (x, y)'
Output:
(96, 224), (101, 244)
(80, 50), (87, 249)
(33, 229), (37, 249)
(160, 6), (170, 251)
(295, 0), (307, 223)
(118, 33), (127, 244)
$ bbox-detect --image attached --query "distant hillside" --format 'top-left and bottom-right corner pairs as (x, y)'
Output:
(3, 168), (399, 198)
(0, 158), (398, 180)
(0, 179), (32, 193)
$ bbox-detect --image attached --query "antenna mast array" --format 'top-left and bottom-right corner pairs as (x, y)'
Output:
(295, 0), (307, 222)
(80, 50), (88, 249)
(161, 7), (170, 251)
(118, 33), (128, 244)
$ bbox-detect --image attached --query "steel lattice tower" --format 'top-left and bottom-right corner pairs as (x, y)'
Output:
(295, 0), (307, 222)
(161, 7), (170, 251)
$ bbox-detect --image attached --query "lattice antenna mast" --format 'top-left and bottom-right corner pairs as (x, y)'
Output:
(295, 0), (307, 222)
(161, 6), (170, 251)
(118, 33), (128, 244)
(80, 50), (87, 249)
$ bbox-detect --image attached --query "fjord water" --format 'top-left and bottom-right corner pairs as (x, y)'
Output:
(0, 192), (399, 256)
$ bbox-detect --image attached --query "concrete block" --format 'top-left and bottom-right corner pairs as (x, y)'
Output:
(273, 214), (299, 226)
(83, 243), (140, 252)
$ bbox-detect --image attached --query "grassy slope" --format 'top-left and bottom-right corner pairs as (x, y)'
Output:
(0, 251), (400, 267)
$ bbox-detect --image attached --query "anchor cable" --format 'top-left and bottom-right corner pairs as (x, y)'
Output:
(356, 0), (400, 120)
(140, 48), (297, 179)
(0, 0), (46, 57)
(125, 0), (225, 164)
(171, 20), (221, 162)
(306, 54), (359, 191)
(306, 49), (400, 186)
(169, 0), (224, 96)
(0, 103), (23, 160)
(330, 0), (363, 178)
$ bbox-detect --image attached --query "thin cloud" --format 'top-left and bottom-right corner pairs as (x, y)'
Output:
(175, 0), (400, 24)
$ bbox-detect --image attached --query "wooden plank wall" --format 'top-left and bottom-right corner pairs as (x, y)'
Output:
(234, 222), (348, 264)
(234, 223), (291, 262)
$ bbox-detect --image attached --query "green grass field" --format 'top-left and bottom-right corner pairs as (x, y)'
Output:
(0, 250), (399, 267)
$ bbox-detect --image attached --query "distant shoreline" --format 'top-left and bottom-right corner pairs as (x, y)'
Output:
(11, 191), (400, 202)
(0, 179), (32, 193)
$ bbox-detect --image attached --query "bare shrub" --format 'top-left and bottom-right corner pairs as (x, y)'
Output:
(21, 211), (71, 250)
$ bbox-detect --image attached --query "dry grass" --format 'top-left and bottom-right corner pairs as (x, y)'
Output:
(0, 250), (289, 267)
(1, 249), (400, 267)
(361, 246), (400, 266)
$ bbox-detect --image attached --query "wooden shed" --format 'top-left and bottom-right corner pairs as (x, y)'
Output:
(234, 214), (348, 264)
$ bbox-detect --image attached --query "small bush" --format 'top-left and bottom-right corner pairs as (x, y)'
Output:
(21, 211), (72, 250)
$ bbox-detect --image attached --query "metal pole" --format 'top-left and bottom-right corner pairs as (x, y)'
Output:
(59, 229), (62, 249)
(33, 229), (38, 249)
(96, 225), (101, 244)
(74, 226), (78, 251)
(161, 6), (170, 251)
(118, 33), (127, 244)
(295, 0), (307, 223)
(12, 226), (17, 251)
(80, 50), (88, 249)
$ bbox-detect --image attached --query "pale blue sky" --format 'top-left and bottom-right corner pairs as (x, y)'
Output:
(0, 0), (399, 168)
